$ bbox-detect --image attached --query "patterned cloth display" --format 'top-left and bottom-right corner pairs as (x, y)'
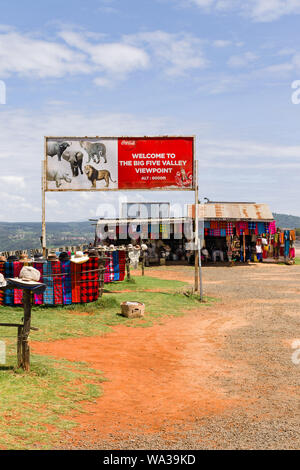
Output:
(71, 262), (81, 304)
(13, 262), (23, 305)
(0, 262), (5, 305)
(118, 251), (126, 282)
(43, 262), (54, 305)
(204, 220), (275, 236)
(61, 260), (72, 305)
(52, 260), (63, 305)
(33, 262), (44, 305)
(80, 257), (99, 303)
(4, 262), (14, 306)
(0, 257), (112, 307)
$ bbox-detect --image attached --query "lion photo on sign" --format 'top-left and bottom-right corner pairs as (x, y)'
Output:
(84, 165), (116, 188)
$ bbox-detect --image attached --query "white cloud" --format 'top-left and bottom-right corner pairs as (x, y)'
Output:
(176, 0), (300, 22)
(124, 31), (208, 76)
(213, 39), (232, 48)
(227, 51), (258, 68)
(59, 30), (149, 83)
(0, 26), (149, 85)
(0, 176), (25, 188)
(0, 28), (90, 78)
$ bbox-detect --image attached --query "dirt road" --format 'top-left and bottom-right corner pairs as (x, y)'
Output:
(32, 263), (300, 449)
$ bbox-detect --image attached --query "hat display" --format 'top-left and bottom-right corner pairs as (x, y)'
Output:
(7, 266), (42, 287)
(20, 266), (41, 282)
(88, 249), (99, 258)
(47, 251), (58, 261)
(19, 253), (32, 263)
(7, 255), (19, 262)
(0, 273), (7, 287)
(71, 251), (89, 264)
(59, 251), (70, 262)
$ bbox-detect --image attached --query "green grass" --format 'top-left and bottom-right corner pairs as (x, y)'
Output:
(0, 274), (215, 449)
(0, 347), (104, 449)
(0, 276), (211, 342)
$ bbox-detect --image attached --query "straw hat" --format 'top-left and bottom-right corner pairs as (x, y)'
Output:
(0, 255), (7, 262)
(88, 249), (99, 258)
(7, 266), (42, 286)
(0, 273), (7, 287)
(47, 251), (58, 261)
(71, 251), (89, 264)
(19, 253), (32, 263)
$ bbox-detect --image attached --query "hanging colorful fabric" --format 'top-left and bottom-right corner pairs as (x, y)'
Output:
(33, 262), (44, 305)
(71, 261), (82, 304)
(13, 262), (23, 305)
(61, 260), (72, 305)
(52, 260), (63, 305)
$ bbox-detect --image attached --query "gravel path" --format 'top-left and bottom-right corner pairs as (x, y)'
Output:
(37, 263), (300, 450)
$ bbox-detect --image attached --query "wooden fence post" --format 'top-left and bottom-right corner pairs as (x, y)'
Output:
(22, 290), (32, 371)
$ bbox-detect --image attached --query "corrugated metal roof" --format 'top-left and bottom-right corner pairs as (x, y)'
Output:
(187, 203), (274, 221)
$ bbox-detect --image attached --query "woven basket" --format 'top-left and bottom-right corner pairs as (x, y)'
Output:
(121, 301), (145, 318)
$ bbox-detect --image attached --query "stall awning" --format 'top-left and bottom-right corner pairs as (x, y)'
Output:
(187, 203), (274, 222)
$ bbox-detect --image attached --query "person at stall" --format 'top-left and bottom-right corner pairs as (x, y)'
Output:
(201, 247), (210, 263)
(212, 245), (224, 262)
(256, 239), (263, 262)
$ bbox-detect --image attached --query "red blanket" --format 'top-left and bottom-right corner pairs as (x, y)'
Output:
(80, 258), (99, 303)
(52, 261), (63, 305)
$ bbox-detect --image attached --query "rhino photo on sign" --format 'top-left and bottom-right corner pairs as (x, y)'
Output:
(45, 137), (118, 191)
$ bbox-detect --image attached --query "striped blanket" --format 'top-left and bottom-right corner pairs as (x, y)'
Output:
(43, 261), (54, 305)
(0, 262), (5, 305)
(71, 262), (81, 303)
(13, 261), (23, 305)
(33, 262), (44, 305)
(81, 258), (99, 303)
(61, 260), (72, 305)
(52, 261), (63, 305)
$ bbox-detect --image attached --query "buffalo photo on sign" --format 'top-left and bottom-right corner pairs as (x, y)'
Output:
(45, 136), (195, 191)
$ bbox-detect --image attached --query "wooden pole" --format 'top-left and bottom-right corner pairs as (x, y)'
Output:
(42, 153), (47, 258)
(126, 248), (131, 280)
(141, 250), (145, 276)
(243, 232), (246, 263)
(22, 290), (32, 371)
(194, 160), (199, 293)
(17, 326), (23, 368)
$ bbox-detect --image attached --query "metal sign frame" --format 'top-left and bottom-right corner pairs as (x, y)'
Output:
(44, 135), (196, 192)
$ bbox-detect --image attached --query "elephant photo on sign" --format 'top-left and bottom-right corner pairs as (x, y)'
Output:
(80, 141), (107, 164)
(47, 141), (70, 161)
(62, 150), (84, 177)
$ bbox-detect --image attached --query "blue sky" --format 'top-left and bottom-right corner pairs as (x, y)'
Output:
(0, 0), (300, 221)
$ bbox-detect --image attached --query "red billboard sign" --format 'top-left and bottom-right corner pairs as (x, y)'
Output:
(45, 136), (195, 191)
(118, 137), (194, 190)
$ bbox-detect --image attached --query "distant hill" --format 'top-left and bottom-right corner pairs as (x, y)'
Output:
(273, 213), (300, 229)
(0, 221), (95, 252)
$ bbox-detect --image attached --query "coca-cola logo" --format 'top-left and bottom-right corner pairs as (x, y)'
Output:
(120, 140), (136, 149)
